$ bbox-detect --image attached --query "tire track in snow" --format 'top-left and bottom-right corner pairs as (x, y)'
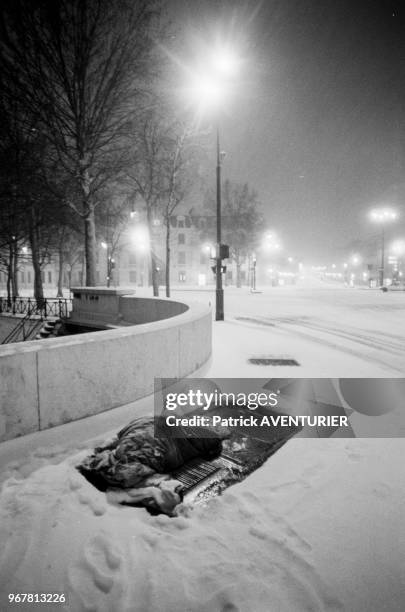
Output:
(232, 316), (405, 374)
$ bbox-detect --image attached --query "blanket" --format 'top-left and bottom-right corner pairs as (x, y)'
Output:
(78, 416), (229, 515)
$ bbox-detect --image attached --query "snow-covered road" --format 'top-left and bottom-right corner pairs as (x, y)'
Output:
(0, 281), (404, 611)
(170, 282), (405, 376)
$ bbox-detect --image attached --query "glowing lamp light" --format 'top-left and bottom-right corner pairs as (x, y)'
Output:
(211, 46), (240, 76)
(131, 225), (150, 253)
(186, 73), (226, 111)
(184, 43), (240, 114)
(351, 255), (361, 266)
(101, 241), (108, 249)
(370, 208), (397, 222)
(391, 240), (405, 256)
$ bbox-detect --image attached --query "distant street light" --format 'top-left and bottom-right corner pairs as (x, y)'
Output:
(390, 239), (405, 283)
(101, 241), (115, 287)
(262, 232), (282, 252)
(350, 254), (361, 266)
(369, 208), (398, 286)
(130, 225), (150, 253)
(390, 239), (405, 256)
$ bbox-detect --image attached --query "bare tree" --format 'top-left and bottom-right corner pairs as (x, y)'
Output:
(0, 0), (161, 286)
(161, 123), (209, 297)
(125, 107), (167, 296)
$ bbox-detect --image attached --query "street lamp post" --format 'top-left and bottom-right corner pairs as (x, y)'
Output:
(184, 42), (240, 319)
(216, 127), (224, 320)
(370, 208), (397, 287)
(252, 253), (257, 291)
(379, 224), (385, 287)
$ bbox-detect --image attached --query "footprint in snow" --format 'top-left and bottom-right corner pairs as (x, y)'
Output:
(68, 533), (124, 611)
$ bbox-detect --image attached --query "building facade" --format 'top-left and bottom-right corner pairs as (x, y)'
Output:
(0, 213), (249, 296)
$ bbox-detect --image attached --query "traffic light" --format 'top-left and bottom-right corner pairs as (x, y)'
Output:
(219, 244), (229, 260)
(211, 265), (227, 275)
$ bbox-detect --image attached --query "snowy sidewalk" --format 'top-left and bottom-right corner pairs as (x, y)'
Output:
(1, 286), (405, 611)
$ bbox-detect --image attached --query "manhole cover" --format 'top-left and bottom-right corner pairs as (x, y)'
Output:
(248, 358), (300, 366)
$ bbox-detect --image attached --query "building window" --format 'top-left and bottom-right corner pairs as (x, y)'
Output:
(179, 271), (186, 282)
(129, 270), (137, 283)
(178, 219), (184, 228)
(178, 252), (186, 265)
(20, 271), (25, 284)
(178, 233), (185, 245)
(96, 271), (100, 283)
(28, 271), (31, 284)
(128, 252), (137, 265)
(200, 253), (207, 264)
(41, 271), (45, 282)
(48, 271), (52, 284)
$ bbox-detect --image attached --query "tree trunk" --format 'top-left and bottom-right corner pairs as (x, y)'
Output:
(11, 242), (19, 297)
(146, 207), (159, 296)
(80, 160), (97, 287)
(56, 230), (65, 297)
(84, 210), (97, 286)
(7, 244), (12, 304)
(165, 216), (171, 297)
(150, 249), (159, 296)
(236, 256), (242, 288)
(28, 203), (44, 304)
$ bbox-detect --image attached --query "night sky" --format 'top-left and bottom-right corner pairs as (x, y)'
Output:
(169, 0), (405, 261)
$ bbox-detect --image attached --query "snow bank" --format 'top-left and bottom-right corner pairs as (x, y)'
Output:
(1, 436), (404, 611)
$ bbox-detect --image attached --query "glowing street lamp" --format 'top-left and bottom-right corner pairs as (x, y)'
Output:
(101, 241), (116, 287)
(350, 254), (361, 266)
(131, 225), (150, 254)
(262, 232), (282, 252)
(391, 239), (405, 256)
(369, 208), (398, 286)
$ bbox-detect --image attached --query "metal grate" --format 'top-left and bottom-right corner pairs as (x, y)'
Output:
(248, 358), (300, 366)
(171, 459), (221, 489)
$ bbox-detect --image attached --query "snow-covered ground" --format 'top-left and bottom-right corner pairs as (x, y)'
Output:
(1, 282), (404, 611)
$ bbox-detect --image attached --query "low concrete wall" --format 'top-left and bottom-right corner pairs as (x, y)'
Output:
(0, 300), (211, 442)
(68, 287), (189, 328)
(119, 296), (189, 324)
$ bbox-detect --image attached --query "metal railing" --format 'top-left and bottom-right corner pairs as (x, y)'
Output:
(1, 297), (72, 344)
(0, 297), (72, 319)
(2, 316), (44, 344)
